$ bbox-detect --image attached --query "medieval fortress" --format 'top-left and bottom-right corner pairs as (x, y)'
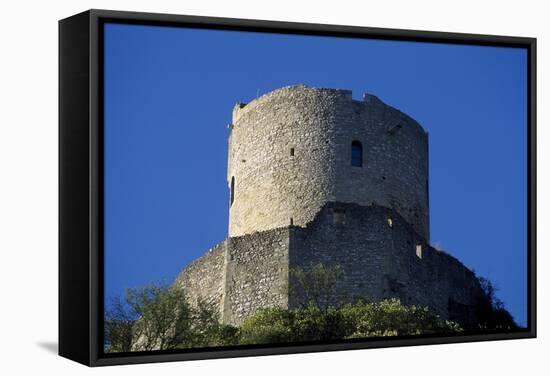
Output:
(175, 85), (486, 328)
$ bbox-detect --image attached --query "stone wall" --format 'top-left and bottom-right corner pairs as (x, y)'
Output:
(228, 85), (429, 240)
(175, 202), (486, 329)
(331, 95), (430, 240)
(223, 228), (290, 326)
(174, 229), (291, 326)
(289, 202), (485, 327)
(174, 241), (227, 318)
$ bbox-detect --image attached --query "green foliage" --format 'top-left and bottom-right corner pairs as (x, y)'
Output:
(292, 305), (347, 341)
(239, 307), (294, 344)
(184, 299), (240, 348)
(104, 296), (135, 353)
(290, 262), (345, 310)
(106, 263), (517, 351)
(238, 306), (341, 345)
(476, 277), (518, 331)
(339, 299), (462, 338)
(104, 283), (238, 353)
(239, 299), (461, 344)
(127, 283), (193, 351)
(107, 286), (462, 350)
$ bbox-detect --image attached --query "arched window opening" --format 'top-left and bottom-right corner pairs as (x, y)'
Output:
(351, 140), (363, 167)
(230, 177), (235, 206)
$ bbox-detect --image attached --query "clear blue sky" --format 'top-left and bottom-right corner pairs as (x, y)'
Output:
(103, 23), (527, 326)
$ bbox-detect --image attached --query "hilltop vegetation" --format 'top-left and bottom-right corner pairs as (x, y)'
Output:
(104, 263), (517, 353)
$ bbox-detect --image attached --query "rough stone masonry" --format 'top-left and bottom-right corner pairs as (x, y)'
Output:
(174, 85), (487, 328)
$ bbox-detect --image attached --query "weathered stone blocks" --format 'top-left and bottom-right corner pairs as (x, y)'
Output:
(175, 203), (485, 327)
(174, 86), (483, 328)
(228, 85), (429, 240)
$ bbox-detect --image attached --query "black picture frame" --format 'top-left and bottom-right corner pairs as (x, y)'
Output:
(59, 9), (537, 367)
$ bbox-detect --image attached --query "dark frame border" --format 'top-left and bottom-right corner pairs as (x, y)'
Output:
(59, 8), (537, 367)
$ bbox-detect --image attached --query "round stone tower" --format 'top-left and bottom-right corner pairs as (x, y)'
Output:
(227, 85), (430, 240)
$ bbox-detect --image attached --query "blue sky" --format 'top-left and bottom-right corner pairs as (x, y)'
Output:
(103, 23), (527, 326)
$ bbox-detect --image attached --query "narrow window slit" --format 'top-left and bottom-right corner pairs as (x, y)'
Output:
(230, 176), (235, 206)
(415, 244), (423, 259)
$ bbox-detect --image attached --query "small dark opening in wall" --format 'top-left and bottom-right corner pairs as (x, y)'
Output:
(290, 217), (294, 225)
(416, 244), (423, 259)
(230, 176), (235, 206)
(290, 148), (295, 156)
(351, 140), (363, 167)
(333, 208), (346, 225)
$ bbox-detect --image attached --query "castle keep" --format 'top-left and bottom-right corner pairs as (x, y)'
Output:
(175, 85), (486, 327)
(228, 85), (429, 240)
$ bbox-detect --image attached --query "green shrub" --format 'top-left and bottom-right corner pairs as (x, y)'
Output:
(238, 299), (461, 345)
(290, 263), (345, 310)
(238, 307), (295, 344)
(105, 283), (239, 352)
(339, 299), (462, 338)
(475, 276), (518, 331)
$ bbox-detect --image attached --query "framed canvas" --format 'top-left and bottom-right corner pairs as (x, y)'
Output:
(59, 9), (536, 366)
